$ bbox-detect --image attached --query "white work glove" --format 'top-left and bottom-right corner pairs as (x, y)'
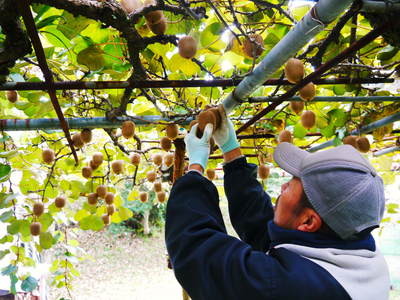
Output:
(184, 123), (214, 171)
(213, 105), (240, 153)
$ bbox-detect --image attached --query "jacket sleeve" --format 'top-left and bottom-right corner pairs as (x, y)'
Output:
(223, 157), (274, 252)
(165, 171), (279, 300)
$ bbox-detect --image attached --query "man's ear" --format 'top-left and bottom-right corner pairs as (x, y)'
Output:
(296, 208), (322, 233)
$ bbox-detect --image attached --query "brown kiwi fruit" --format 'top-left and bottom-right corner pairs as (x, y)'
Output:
(42, 149), (55, 164)
(146, 171), (157, 182)
(130, 153), (141, 166)
(30, 222), (41, 236)
(82, 166), (93, 178)
(301, 111), (316, 130)
(206, 169), (216, 181)
(164, 153), (174, 167)
(258, 164), (270, 180)
(111, 160), (124, 174)
(121, 121), (135, 139)
(139, 192), (148, 203)
(299, 82), (316, 101)
(197, 110), (217, 136)
(343, 135), (358, 148)
(72, 133), (84, 149)
(107, 204), (115, 216)
(102, 214), (110, 225)
(145, 10), (164, 24)
(80, 129), (92, 143)
(148, 17), (167, 35)
(153, 182), (162, 192)
(166, 124), (179, 140)
(289, 101), (304, 115)
(285, 58), (305, 84)
(33, 202), (44, 217)
(356, 136), (370, 153)
(88, 193), (98, 205)
(160, 137), (172, 151)
(278, 130), (293, 143)
(105, 192), (115, 205)
(178, 36), (197, 59)
(157, 191), (166, 203)
(55, 196), (66, 208)
(92, 152), (103, 165)
(96, 185), (107, 198)
(90, 160), (99, 170)
(6, 90), (18, 103)
(243, 34), (264, 58)
(152, 153), (163, 166)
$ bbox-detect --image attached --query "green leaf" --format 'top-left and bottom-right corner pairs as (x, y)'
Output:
(0, 210), (13, 222)
(38, 213), (54, 232)
(1, 264), (17, 276)
(7, 221), (20, 235)
(0, 250), (9, 260)
(320, 123), (335, 138)
(39, 232), (53, 249)
(293, 123), (307, 139)
(328, 109), (347, 127)
(118, 207), (133, 221)
(74, 209), (90, 222)
(36, 15), (62, 29)
(57, 11), (92, 39)
(0, 150), (18, 159)
(79, 215), (104, 231)
(0, 164), (11, 183)
(21, 276), (38, 292)
(10, 273), (18, 294)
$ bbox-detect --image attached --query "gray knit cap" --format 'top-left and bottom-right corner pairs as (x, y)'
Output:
(273, 143), (385, 240)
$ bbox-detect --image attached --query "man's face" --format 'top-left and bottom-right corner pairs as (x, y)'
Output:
(274, 177), (304, 229)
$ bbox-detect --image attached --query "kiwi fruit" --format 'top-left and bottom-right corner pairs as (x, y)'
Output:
(81, 129), (92, 143)
(145, 10), (164, 24)
(146, 171), (156, 182)
(102, 214), (110, 225)
(96, 185), (107, 198)
(152, 153), (163, 166)
(82, 166), (93, 178)
(111, 160), (124, 174)
(130, 153), (141, 166)
(356, 136), (370, 153)
(160, 137), (172, 152)
(301, 111), (316, 129)
(154, 182), (162, 192)
(55, 196), (66, 209)
(289, 101), (304, 115)
(122, 121), (135, 139)
(343, 135), (358, 148)
(285, 58), (305, 84)
(148, 17), (167, 35)
(105, 192), (115, 205)
(197, 110), (217, 135)
(6, 90), (18, 103)
(107, 204), (115, 216)
(92, 152), (104, 165)
(166, 124), (179, 140)
(299, 82), (316, 101)
(206, 169), (216, 181)
(33, 202), (44, 217)
(88, 193), (98, 205)
(120, 0), (143, 14)
(258, 164), (270, 180)
(72, 133), (84, 149)
(90, 160), (99, 170)
(157, 191), (166, 203)
(243, 34), (264, 58)
(30, 222), (41, 236)
(139, 192), (148, 203)
(178, 36), (197, 59)
(164, 153), (174, 167)
(42, 149), (55, 164)
(278, 130), (293, 143)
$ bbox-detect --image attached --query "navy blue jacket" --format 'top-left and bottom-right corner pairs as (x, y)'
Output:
(165, 157), (389, 300)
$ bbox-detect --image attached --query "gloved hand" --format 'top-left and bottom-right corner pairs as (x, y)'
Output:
(184, 123), (214, 171)
(213, 105), (240, 153)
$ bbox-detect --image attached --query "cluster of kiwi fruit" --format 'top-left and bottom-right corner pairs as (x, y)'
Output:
(87, 185), (115, 225)
(284, 58), (317, 130)
(243, 34), (264, 58)
(343, 135), (371, 153)
(30, 196), (67, 236)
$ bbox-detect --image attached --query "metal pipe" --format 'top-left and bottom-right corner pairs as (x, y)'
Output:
(309, 112), (400, 152)
(248, 96), (400, 103)
(0, 78), (393, 91)
(373, 146), (400, 157)
(361, 0), (400, 13)
(222, 0), (354, 114)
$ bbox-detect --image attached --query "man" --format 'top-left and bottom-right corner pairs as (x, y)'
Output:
(165, 110), (390, 300)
